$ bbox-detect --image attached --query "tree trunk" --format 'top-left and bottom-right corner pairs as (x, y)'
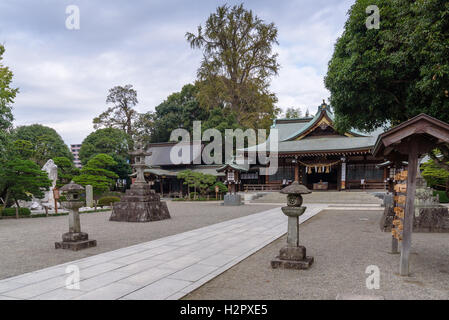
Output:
(0, 190), (10, 218)
(446, 180), (449, 200)
(14, 198), (20, 219)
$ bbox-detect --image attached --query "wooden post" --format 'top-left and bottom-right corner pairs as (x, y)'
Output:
(391, 237), (399, 254)
(340, 160), (346, 190)
(294, 161), (299, 182)
(160, 177), (163, 197)
(400, 143), (418, 276)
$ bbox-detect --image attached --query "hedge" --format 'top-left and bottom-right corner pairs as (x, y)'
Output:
(1, 207), (32, 216)
(98, 196), (121, 207)
(434, 190), (449, 203)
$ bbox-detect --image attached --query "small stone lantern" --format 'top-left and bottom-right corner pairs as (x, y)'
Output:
(55, 182), (97, 251)
(271, 181), (314, 269)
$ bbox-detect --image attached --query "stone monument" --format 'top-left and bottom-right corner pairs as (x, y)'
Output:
(271, 181), (314, 270)
(380, 169), (449, 233)
(41, 159), (58, 208)
(85, 185), (93, 207)
(109, 143), (171, 222)
(27, 159), (59, 211)
(55, 182), (97, 250)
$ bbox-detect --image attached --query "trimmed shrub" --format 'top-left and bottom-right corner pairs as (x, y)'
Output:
(2, 207), (32, 217)
(434, 190), (449, 203)
(97, 196), (121, 207)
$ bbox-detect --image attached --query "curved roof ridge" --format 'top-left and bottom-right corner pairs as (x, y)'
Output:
(281, 103), (368, 141)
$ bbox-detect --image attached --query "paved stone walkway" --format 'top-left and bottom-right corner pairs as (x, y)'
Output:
(0, 205), (327, 300)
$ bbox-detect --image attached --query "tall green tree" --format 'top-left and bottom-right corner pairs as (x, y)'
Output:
(13, 124), (73, 166)
(197, 173), (217, 197)
(325, 0), (449, 132)
(93, 85), (138, 139)
(73, 154), (118, 197)
(0, 45), (19, 160)
(202, 107), (242, 134)
(422, 158), (449, 198)
(134, 111), (156, 146)
(0, 159), (52, 216)
(186, 4), (280, 130)
(79, 128), (129, 164)
(149, 84), (209, 143)
(53, 157), (80, 188)
(284, 107), (303, 119)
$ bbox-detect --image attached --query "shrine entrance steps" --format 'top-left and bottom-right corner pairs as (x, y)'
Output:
(249, 191), (384, 205)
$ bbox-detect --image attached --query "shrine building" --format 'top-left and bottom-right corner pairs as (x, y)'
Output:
(141, 101), (387, 195)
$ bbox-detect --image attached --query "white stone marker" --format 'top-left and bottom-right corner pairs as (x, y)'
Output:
(86, 185), (93, 207)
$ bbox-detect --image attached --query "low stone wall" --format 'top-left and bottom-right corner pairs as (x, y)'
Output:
(380, 205), (449, 233)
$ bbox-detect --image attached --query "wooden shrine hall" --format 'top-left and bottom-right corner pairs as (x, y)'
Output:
(137, 101), (389, 194)
(244, 101), (387, 191)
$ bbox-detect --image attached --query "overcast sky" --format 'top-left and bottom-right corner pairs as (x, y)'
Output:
(0, 0), (354, 145)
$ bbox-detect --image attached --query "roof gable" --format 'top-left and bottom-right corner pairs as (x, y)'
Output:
(280, 102), (366, 142)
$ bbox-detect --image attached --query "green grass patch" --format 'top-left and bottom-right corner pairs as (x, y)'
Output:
(0, 208), (111, 219)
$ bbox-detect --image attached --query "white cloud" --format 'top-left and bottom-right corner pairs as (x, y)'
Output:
(1, 0), (354, 144)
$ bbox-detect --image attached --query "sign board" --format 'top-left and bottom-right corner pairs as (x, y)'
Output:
(227, 171), (235, 182)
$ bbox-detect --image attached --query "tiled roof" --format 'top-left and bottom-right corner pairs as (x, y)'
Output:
(246, 136), (376, 153)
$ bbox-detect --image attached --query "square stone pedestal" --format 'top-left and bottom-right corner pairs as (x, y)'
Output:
(55, 232), (97, 251)
(271, 245), (314, 270)
(223, 193), (243, 206)
(110, 183), (171, 222)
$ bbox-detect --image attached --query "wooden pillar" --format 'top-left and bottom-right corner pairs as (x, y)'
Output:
(294, 160), (299, 182)
(340, 161), (346, 190)
(160, 177), (164, 197)
(391, 237), (399, 254)
(400, 143), (418, 276)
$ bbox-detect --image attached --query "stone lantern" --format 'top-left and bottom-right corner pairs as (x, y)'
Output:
(55, 182), (97, 251)
(109, 143), (171, 222)
(271, 181), (314, 269)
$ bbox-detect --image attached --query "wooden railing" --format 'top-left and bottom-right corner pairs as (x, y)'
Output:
(347, 180), (386, 190)
(244, 184), (282, 192)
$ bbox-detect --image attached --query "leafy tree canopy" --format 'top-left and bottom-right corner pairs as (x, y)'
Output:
(186, 4), (280, 130)
(0, 45), (19, 158)
(72, 154), (118, 196)
(93, 84), (138, 140)
(149, 84), (209, 143)
(53, 157), (80, 188)
(108, 154), (132, 181)
(79, 127), (129, 165)
(177, 170), (217, 198)
(284, 107), (303, 119)
(202, 107), (242, 134)
(325, 0), (449, 133)
(13, 124), (73, 166)
(0, 159), (51, 212)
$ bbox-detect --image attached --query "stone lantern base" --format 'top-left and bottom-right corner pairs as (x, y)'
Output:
(223, 193), (243, 206)
(55, 232), (97, 251)
(271, 246), (314, 270)
(271, 205), (314, 270)
(109, 183), (171, 222)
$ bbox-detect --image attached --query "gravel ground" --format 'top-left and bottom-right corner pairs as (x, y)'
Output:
(0, 202), (278, 280)
(184, 209), (449, 300)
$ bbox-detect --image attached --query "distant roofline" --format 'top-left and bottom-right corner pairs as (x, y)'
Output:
(274, 117), (314, 123)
